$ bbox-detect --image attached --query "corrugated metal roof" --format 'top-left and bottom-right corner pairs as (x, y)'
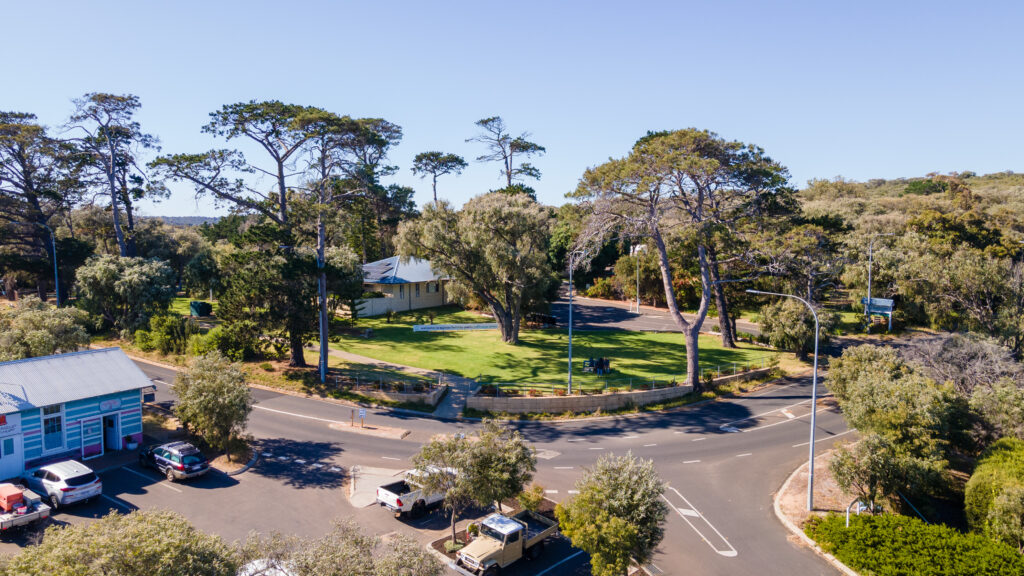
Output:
(0, 348), (150, 415)
(363, 256), (443, 284)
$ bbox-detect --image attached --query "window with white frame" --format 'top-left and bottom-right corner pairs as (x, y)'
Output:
(415, 283), (420, 298)
(426, 282), (436, 294)
(42, 404), (63, 452)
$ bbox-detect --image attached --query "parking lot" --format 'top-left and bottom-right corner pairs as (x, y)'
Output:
(0, 446), (590, 576)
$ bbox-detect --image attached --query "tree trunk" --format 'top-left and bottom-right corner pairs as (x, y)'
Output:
(108, 172), (128, 257)
(287, 327), (306, 367)
(36, 276), (47, 302)
(450, 510), (457, 544)
(121, 193), (138, 258)
(708, 247), (736, 348)
(651, 227), (713, 392)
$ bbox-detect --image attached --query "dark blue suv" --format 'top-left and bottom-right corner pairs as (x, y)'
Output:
(139, 441), (209, 482)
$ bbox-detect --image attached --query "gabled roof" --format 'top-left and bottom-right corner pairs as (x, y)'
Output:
(0, 348), (150, 415)
(363, 256), (443, 284)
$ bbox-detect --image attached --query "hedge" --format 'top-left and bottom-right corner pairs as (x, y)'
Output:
(805, 513), (1024, 576)
(965, 438), (1024, 532)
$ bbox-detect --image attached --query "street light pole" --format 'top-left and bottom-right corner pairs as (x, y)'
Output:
(865, 233), (894, 320)
(567, 250), (584, 395)
(35, 223), (60, 306)
(747, 289), (820, 511)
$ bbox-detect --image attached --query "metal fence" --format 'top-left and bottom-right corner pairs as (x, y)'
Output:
(479, 356), (774, 397)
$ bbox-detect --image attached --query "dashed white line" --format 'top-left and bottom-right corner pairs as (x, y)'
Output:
(545, 490), (559, 494)
(781, 409), (795, 419)
(736, 453), (752, 458)
(567, 490), (580, 495)
(643, 443), (658, 447)
(253, 405), (342, 424)
(588, 447), (604, 450)
(623, 435), (639, 439)
(381, 456), (400, 461)
(683, 460), (701, 464)
(554, 466), (574, 470)
(261, 452), (273, 457)
(691, 437), (706, 442)
(294, 459), (307, 464)
(329, 466), (342, 472)
(567, 439), (585, 442)
(312, 463), (324, 468)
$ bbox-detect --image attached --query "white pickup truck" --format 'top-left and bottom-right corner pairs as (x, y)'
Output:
(0, 484), (50, 534)
(376, 469), (447, 518)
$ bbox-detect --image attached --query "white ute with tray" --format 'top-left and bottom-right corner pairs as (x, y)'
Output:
(375, 468), (447, 518)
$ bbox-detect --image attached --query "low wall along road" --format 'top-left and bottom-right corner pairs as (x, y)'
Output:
(466, 368), (772, 414)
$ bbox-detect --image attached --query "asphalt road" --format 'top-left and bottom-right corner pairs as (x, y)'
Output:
(139, 361), (844, 575)
(3, 359), (844, 576)
(549, 291), (762, 337)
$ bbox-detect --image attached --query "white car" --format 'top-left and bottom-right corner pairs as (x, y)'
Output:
(24, 460), (102, 510)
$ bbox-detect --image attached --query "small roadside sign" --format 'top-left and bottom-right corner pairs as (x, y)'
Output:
(358, 408), (367, 419)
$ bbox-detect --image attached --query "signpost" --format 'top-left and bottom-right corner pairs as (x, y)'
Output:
(358, 408), (366, 428)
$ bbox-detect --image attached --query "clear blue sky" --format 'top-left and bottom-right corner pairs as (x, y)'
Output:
(5, 1), (1023, 216)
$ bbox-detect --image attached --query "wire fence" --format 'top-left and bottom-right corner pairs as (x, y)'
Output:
(477, 356), (775, 397)
(329, 369), (445, 394)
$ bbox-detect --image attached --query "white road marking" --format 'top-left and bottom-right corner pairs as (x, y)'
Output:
(120, 466), (183, 493)
(718, 399), (813, 428)
(683, 460), (701, 464)
(545, 490), (559, 494)
(312, 463), (324, 468)
(588, 447), (604, 450)
(261, 452), (273, 457)
(253, 405), (342, 424)
(101, 494), (133, 510)
(691, 437), (706, 442)
(294, 459), (307, 464)
(662, 486), (738, 557)
(720, 426), (741, 433)
(329, 466), (342, 472)
(535, 550), (587, 576)
(643, 443), (658, 447)
(381, 456), (400, 461)
(673, 431), (685, 434)
(567, 490), (580, 495)
(736, 453), (752, 458)
(623, 435), (639, 439)
(554, 466), (574, 470)
(677, 507), (700, 517)
(567, 439), (585, 442)
(781, 409), (795, 419)
(793, 428), (856, 448)
(277, 456), (290, 461)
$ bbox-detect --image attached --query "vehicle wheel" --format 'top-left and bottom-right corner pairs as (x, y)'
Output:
(165, 469), (176, 482)
(138, 456), (147, 468)
(483, 566), (500, 576)
(412, 500), (426, 519)
(527, 541), (545, 560)
(49, 495), (60, 510)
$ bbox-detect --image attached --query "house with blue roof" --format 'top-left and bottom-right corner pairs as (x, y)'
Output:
(359, 256), (449, 316)
(0, 348), (147, 479)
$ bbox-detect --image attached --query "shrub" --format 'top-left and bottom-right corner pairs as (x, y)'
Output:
(585, 277), (619, 300)
(133, 329), (155, 352)
(148, 314), (200, 355)
(259, 362), (275, 372)
(466, 523), (479, 537)
(965, 437), (1024, 533)
(805, 513), (1024, 576)
(517, 484), (545, 512)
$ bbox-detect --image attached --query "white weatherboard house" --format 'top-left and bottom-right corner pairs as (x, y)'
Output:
(0, 348), (147, 480)
(358, 256), (448, 316)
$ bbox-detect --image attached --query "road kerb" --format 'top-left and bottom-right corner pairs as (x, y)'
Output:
(772, 456), (860, 576)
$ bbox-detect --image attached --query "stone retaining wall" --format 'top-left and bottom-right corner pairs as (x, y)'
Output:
(358, 385), (446, 407)
(466, 367), (772, 414)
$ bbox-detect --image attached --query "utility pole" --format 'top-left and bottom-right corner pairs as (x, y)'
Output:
(567, 250), (585, 395)
(747, 289), (820, 511)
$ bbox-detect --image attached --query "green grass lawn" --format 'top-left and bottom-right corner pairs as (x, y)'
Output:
(329, 306), (778, 389)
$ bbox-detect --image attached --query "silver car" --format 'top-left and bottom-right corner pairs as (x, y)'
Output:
(24, 460), (102, 510)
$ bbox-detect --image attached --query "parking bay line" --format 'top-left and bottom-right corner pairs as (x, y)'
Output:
(119, 466), (183, 493)
(662, 486), (738, 557)
(100, 494), (133, 510)
(536, 550), (587, 576)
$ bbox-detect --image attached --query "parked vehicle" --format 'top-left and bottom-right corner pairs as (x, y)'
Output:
(456, 510), (558, 575)
(139, 441), (209, 482)
(376, 468), (448, 518)
(0, 483), (50, 533)
(23, 460), (102, 510)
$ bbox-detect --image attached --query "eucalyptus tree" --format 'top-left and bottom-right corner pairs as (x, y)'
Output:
(0, 112), (82, 301)
(467, 116), (545, 188)
(397, 192), (555, 344)
(150, 101), (331, 367)
(411, 151), (467, 203)
(68, 93), (161, 257)
(574, 129), (791, 390)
